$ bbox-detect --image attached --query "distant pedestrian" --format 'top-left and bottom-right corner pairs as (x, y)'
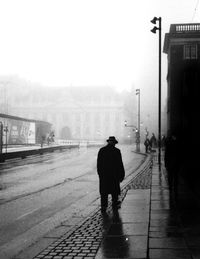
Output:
(144, 138), (151, 153)
(164, 131), (180, 196)
(47, 135), (50, 145)
(41, 135), (45, 148)
(150, 133), (157, 148)
(97, 136), (125, 213)
(161, 135), (166, 150)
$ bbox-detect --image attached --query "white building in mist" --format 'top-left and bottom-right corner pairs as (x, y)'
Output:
(0, 79), (137, 142)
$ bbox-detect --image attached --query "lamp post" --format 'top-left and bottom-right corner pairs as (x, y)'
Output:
(0, 122), (3, 154)
(124, 120), (138, 150)
(136, 89), (140, 152)
(124, 121), (137, 130)
(151, 16), (162, 171)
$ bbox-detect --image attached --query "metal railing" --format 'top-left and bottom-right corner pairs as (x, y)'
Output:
(170, 23), (200, 33)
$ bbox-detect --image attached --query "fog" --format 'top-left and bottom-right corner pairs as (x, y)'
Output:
(0, 0), (199, 142)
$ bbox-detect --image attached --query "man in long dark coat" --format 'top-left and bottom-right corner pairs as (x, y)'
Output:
(97, 136), (125, 212)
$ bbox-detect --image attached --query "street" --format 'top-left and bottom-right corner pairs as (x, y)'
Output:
(0, 144), (146, 257)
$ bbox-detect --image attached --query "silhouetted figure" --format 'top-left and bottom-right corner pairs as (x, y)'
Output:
(97, 136), (125, 213)
(144, 137), (151, 153)
(41, 135), (45, 148)
(150, 133), (157, 148)
(164, 131), (180, 197)
(161, 135), (166, 150)
(47, 135), (50, 145)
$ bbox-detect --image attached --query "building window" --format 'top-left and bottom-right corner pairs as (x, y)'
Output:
(184, 44), (197, 59)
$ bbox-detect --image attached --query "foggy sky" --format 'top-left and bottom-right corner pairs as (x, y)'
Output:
(0, 0), (199, 110)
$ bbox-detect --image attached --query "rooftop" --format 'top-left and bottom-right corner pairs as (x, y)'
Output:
(169, 23), (200, 34)
(164, 23), (200, 53)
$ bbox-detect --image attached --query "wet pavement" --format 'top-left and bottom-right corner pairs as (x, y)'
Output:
(96, 189), (150, 259)
(14, 158), (200, 259)
(149, 168), (190, 259)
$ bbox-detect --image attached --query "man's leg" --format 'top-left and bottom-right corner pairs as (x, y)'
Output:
(101, 193), (108, 212)
(112, 193), (120, 209)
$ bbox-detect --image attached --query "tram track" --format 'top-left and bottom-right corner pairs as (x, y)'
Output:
(0, 153), (147, 205)
(0, 168), (95, 205)
(0, 148), (80, 171)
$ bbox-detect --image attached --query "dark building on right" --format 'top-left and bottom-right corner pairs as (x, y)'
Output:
(164, 23), (200, 193)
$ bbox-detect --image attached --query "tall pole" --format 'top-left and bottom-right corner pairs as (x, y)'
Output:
(158, 18), (161, 171)
(151, 17), (162, 171)
(138, 89), (140, 152)
(5, 126), (8, 153)
(124, 121), (137, 150)
(136, 89), (140, 152)
(0, 122), (3, 154)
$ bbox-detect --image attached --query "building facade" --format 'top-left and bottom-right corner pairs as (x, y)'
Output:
(0, 81), (137, 142)
(164, 23), (200, 143)
(164, 23), (200, 193)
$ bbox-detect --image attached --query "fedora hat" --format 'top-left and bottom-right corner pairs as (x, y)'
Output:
(106, 136), (118, 144)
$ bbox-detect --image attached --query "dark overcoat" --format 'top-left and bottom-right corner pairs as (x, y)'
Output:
(97, 144), (125, 195)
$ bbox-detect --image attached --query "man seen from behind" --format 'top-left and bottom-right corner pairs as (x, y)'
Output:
(97, 136), (125, 213)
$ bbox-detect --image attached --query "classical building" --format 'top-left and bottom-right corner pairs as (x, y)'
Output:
(0, 80), (136, 142)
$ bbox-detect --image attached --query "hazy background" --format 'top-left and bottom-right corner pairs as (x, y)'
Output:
(0, 0), (200, 131)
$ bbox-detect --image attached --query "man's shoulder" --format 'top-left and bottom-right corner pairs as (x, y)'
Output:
(100, 144), (107, 149)
(98, 145), (120, 152)
(98, 145), (107, 152)
(114, 147), (121, 152)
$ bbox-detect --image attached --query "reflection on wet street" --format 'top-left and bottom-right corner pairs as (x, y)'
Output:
(149, 165), (200, 259)
(97, 164), (200, 259)
(100, 210), (130, 258)
(96, 189), (149, 259)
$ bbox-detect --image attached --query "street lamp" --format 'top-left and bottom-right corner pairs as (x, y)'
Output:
(124, 121), (138, 151)
(151, 16), (162, 171)
(124, 120), (136, 128)
(136, 89), (140, 152)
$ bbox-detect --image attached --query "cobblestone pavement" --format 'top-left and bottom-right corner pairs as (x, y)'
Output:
(33, 160), (153, 259)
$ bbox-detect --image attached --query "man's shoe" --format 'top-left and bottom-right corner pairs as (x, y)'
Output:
(112, 201), (121, 209)
(101, 207), (107, 213)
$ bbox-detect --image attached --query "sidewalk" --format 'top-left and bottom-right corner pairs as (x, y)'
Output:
(16, 160), (200, 259)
